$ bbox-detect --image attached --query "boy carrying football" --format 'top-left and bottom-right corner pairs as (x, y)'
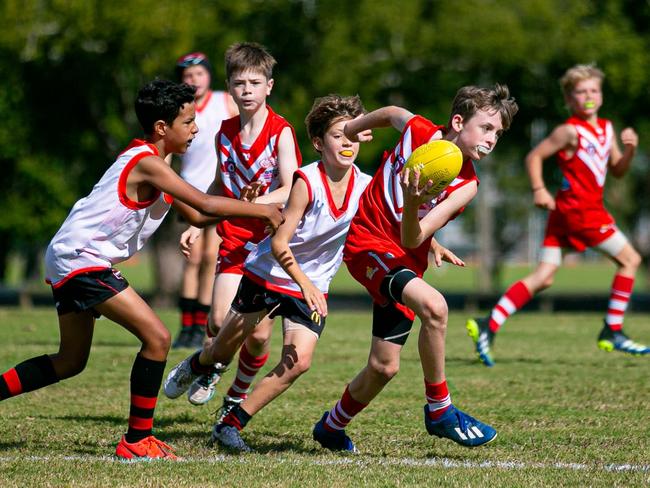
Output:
(312, 85), (518, 452)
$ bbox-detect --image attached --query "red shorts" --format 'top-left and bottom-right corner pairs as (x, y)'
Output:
(542, 207), (616, 252)
(345, 250), (420, 321)
(215, 247), (249, 275)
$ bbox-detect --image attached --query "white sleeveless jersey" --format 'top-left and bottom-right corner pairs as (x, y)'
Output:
(180, 90), (234, 191)
(244, 161), (371, 298)
(45, 140), (173, 287)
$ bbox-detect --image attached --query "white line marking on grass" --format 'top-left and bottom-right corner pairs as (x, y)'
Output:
(0, 455), (648, 472)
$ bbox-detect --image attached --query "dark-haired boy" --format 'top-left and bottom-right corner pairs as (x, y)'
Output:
(0, 79), (282, 460)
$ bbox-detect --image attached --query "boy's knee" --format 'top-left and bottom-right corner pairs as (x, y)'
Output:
(368, 358), (399, 383)
(420, 296), (448, 326)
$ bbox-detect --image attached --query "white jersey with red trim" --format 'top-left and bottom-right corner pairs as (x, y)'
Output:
(244, 161), (371, 298)
(180, 90), (234, 192)
(216, 105), (302, 255)
(45, 140), (172, 286)
(344, 115), (479, 276)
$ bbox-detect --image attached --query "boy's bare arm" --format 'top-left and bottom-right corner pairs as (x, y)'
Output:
(525, 124), (575, 210)
(411, 182), (478, 247)
(270, 177), (327, 316)
(608, 127), (638, 178)
(135, 155), (284, 230)
(343, 106), (414, 141)
(253, 126), (299, 204)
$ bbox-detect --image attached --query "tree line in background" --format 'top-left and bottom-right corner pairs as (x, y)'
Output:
(1, 0), (649, 296)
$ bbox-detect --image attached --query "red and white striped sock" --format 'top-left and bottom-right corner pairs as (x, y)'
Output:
(605, 274), (634, 332)
(226, 343), (268, 400)
(425, 379), (451, 421)
(488, 280), (532, 333)
(324, 386), (368, 432)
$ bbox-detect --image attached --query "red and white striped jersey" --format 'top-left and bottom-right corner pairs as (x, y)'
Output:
(344, 115), (478, 276)
(45, 140), (173, 287)
(244, 161), (371, 298)
(180, 90), (236, 192)
(556, 116), (613, 213)
(216, 105), (302, 254)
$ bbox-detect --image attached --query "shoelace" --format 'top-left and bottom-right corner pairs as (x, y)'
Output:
(454, 408), (479, 434)
(197, 371), (219, 388)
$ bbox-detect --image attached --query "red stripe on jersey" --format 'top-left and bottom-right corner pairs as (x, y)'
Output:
(293, 170), (313, 204)
(118, 151), (161, 210)
(318, 161), (356, 220)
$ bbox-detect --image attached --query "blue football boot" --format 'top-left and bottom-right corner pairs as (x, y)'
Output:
(597, 323), (650, 355)
(312, 412), (357, 453)
(424, 405), (497, 447)
(466, 317), (495, 367)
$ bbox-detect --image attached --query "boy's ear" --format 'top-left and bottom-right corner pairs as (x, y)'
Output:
(153, 119), (167, 137)
(266, 78), (274, 95)
(312, 136), (323, 152)
(450, 114), (464, 132)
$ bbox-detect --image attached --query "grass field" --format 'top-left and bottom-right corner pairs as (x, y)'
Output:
(1, 307), (649, 487)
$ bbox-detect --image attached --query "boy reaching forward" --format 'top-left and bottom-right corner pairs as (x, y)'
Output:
(313, 85), (518, 452)
(0, 80), (282, 460)
(165, 94), (371, 452)
(467, 64), (649, 367)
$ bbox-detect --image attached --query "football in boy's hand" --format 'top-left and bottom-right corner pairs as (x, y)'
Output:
(404, 140), (462, 196)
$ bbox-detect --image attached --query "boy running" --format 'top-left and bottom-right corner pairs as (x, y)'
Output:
(0, 80), (282, 460)
(172, 51), (238, 349)
(313, 85), (518, 452)
(166, 94), (371, 452)
(164, 42), (301, 417)
(467, 64), (649, 367)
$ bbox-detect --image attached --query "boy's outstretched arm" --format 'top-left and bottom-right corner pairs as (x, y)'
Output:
(343, 106), (414, 141)
(608, 127), (638, 178)
(135, 155), (284, 231)
(525, 124), (574, 211)
(270, 177), (328, 317)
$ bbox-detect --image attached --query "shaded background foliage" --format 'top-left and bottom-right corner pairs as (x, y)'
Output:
(1, 0), (649, 294)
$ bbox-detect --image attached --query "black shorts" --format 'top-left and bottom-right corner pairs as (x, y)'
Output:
(372, 266), (418, 345)
(51, 268), (129, 317)
(232, 275), (326, 337)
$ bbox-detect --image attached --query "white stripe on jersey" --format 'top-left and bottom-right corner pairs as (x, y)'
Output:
(244, 161), (371, 296)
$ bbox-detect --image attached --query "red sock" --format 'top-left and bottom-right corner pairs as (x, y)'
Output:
(605, 274), (634, 332)
(324, 386), (368, 432)
(488, 280), (532, 332)
(226, 343), (268, 400)
(424, 379), (451, 421)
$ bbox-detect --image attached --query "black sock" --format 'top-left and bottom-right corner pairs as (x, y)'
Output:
(0, 355), (58, 400)
(125, 354), (166, 443)
(222, 404), (252, 431)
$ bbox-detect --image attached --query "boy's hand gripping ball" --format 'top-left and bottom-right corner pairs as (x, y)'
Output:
(404, 140), (462, 196)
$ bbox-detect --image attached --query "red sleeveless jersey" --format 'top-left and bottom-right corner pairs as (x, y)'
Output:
(555, 115), (613, 214)
(344, 115), (478, 277)
(215, 106), (301, 255)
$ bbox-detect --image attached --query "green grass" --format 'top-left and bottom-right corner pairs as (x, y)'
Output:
(1, 308), (649, 487)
